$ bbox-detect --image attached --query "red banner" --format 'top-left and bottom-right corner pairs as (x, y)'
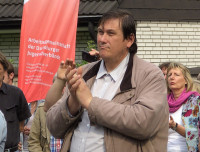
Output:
(19, 0), (79, 103)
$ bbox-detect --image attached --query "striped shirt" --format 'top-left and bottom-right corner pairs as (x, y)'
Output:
(50, 136), (63, 152)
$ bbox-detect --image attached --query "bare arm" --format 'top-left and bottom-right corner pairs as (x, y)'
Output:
(44, 60), (75, 112)
(44, 78), (66, 112)
(19, 120), (25, 132)
(175, 124), (185, 137)
(46, 67), (83, 138)
(169, 115), (185, 137)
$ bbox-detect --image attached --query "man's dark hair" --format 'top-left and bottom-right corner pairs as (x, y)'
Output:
(7, 61), (14, 75)
(98, 9), (137, 54)
(0, 52), (9, 71)
(158, 62), (171, 70)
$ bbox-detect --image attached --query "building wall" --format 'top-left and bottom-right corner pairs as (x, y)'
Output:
(0, 21), (200, 69)
(136, 21), (200, 67)
(0, 31), (92, 67)
(0, 33), (20, 66)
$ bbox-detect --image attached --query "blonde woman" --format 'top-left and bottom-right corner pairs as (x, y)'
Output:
(167, 62), (200, 152)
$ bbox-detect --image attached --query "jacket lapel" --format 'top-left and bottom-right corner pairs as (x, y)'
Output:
(82, 52), (137, 102)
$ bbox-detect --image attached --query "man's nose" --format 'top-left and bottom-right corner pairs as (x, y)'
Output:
(98, 33), (107, 42)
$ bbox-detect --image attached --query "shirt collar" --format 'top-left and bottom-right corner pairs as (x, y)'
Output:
(96, 53), (130, 82)
(96, 61), (107, 79)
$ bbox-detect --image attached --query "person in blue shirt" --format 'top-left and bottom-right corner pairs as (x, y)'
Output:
(0, 110), (7, 151)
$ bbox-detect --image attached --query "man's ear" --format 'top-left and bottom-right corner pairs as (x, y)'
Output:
(126, 33), (135, 48)
(9, 72), (14, 80)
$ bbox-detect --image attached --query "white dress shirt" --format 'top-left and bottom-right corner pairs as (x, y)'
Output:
(168, 106), (187, 152)
(70, 53), (130, 152)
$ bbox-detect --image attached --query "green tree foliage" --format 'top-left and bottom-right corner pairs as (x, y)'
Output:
(76, 40), (97, 67)
(86, 40), (97, 52)
(8, 58), (14, 64)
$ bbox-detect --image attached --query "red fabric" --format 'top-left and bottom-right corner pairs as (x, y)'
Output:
(18, 0), (79, 102)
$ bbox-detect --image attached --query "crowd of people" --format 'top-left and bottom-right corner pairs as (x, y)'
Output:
(0, 9), (200, 152)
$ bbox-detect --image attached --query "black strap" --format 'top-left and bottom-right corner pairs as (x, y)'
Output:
(4, 145), (18, 152)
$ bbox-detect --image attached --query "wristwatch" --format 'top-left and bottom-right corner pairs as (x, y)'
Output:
(172, 123), (178, 131)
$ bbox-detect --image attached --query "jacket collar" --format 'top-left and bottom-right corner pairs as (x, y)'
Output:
(83, 61), (101, 82)
(83, 52), (135, 92)
(120, 52), (134, 91)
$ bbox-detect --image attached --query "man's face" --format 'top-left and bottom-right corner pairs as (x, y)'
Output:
(3, 71), (9, 84)
(3, 71), (14, 85)
(0, 63), (5, 84)
(97, 18), (133, 64)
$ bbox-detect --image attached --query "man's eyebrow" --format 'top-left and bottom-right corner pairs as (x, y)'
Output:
(97, 28), (116, 34)
(97, 27), (101, 30)
(106, 29), (115, 32)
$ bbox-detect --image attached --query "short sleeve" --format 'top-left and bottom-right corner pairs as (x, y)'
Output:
(17, 89), (31, 121)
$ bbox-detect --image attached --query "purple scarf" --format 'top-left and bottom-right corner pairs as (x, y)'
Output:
(168, 88), (200, 113)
